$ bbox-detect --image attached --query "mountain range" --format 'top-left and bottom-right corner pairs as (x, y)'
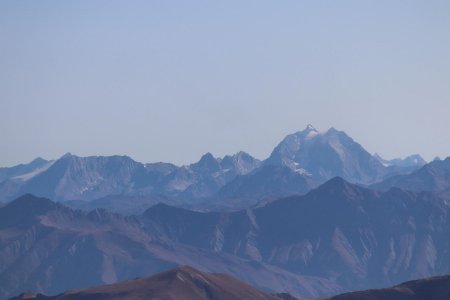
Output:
(0, 126), (427, 213)
(1, 175), (449, 299)
(1, 125), (448, 300)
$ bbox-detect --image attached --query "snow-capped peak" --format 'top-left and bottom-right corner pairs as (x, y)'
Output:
(305, 124), (317, 132)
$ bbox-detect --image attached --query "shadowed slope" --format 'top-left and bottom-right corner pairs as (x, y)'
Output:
(327, 275), (450, 300)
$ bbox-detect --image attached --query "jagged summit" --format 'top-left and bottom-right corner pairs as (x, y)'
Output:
(305, 124), (318, 132)
(266, 126), (386, 184)
(0, 126), (429, 208)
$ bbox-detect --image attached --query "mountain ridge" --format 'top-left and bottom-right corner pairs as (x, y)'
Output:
(0, 126), (430, 213)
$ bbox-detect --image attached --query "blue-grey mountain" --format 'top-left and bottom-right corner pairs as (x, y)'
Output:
(0, 126), (427, 213)
(1, 177), (449, 299)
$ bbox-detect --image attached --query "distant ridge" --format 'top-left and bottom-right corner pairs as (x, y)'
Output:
(0, 126), (429, 212)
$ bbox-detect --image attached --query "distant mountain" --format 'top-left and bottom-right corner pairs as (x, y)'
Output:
(0, 152), (261, 206)
(374, 154), (426, 169)
(213, 164), (319, 210)
(0, 126), (428, 212)
(10, 266), (292, 300)
(327, 275), (450, 300)
(168, 151), (261, 200)
(213, 125), (426, 209)
(371, 157), (450, 194)
(0, 158), (52, 183)
(265, 125), (386, 184)
(0, 194), (339, 299)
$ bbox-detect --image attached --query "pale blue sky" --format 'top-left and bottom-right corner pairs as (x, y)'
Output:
(1, 1), (450, 166)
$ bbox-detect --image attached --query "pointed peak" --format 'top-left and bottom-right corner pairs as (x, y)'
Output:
(30, 157), (48, 164)
(315, 176), (363, 194)
(233, 151), (254, 160)
(195, 152), (220, 170)
(9, 193), (56, 207)
(324, 176), (349, 186)
(305, 124), (317, 132)
(199, 152), (216, 162)
(60, 152), (75, 160)
(326, 126), (340, 134)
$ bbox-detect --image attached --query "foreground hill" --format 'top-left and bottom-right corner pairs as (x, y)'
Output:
(327, 275), (450, 300)
(10, 266), (292, 300)
(10, 268), (450, 300)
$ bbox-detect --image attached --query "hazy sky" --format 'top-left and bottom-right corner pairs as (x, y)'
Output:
(1, 1), (450, 167)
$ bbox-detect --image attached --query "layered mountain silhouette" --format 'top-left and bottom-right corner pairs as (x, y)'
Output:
(9, 266), (293, 300)
(327, 275), (450, 300)
(372, 157), (450, 195)
(0, 126), (426, 213)
(1, 176), (449, 299)
(0, 194), (338, 299)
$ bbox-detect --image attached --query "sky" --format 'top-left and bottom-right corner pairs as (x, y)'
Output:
(1, 1), (450, 167)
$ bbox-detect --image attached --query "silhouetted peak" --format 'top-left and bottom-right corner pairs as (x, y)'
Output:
(0, 194), (61, 228)
(192, 152), (220, 172)
(199, 152), (216, 163)
(327, 126), (339, 133)
(321, 176), (349, 188)
(29, 157), (48, 165)
(60, 152), (74, 159)
(313, 177), (366, 198)
(5, 194), (57, 212)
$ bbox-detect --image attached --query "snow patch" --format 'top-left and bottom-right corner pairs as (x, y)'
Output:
(12, 161), (55, 181)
